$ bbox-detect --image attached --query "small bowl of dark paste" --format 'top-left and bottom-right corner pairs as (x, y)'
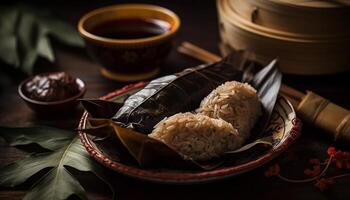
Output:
(18, 72), (86, 114)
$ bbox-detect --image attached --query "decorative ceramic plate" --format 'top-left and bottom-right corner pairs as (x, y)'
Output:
(78, 82), (301, 184)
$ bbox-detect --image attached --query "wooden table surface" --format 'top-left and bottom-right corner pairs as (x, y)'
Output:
(1, 1), (350, 199)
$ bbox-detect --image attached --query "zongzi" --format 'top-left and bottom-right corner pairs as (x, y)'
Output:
(149, 112), (243, 160)
(197, 81), (261, 139)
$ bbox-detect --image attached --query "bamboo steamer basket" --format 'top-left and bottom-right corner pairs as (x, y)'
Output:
(217, 0), (350, 75)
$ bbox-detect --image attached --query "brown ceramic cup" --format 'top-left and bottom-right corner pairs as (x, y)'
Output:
(78, 4), (180, 82)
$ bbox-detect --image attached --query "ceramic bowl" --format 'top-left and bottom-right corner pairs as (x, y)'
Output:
(78, 4), (180, 82)
(18, 72), (86, 114)
(78, 82), (302, 184)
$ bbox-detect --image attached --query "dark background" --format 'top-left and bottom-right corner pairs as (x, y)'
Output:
(1, 1), (350, 199)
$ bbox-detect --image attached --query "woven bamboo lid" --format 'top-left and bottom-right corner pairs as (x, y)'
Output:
(217, 0), (350, 75)
(274, 0), (350, 8)
(228, 0), (350, 37)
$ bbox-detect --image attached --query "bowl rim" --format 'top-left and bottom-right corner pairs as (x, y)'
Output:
(77, 4), (181, 46)
(18, 72), (87, 106)
(78, 82), (302, 184)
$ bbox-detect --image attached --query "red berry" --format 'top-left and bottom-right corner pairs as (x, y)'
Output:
(327, 147), (336, 156)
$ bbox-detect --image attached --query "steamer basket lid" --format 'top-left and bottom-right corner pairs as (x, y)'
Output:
(226, 0), (350, 36)
(270, 0), (350, 8)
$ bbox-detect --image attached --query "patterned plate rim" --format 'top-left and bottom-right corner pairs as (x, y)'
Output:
(78, 82), (302, 184)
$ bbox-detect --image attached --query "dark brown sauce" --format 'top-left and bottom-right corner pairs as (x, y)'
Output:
(25, 72), (80, 102)
(91, 18), (171, 39)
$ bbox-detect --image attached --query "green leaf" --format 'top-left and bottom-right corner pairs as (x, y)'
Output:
(24, 167), (86, 200)
(0, 126), (74, 151)
(40, 18), (84, 47)
(0, 5), (84, 75)
(37, 34), (55, 62)
(22, 137), (87, 200)
(0, 6), (19, 35)
(16, 11), (41, 74)
(0, 153), (55, 187)
(0, 127), (114, 200)
(0, 35), (19, 66)
(0, 6), (19, 66)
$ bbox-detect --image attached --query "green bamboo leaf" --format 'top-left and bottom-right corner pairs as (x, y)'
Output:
(40, 18), (84, 47)
(22, 137), (87, 200)
(0, 127), (114, 200)
(16, 12), (41, 74)
(37, 34), (54, 62)
(24, 167), (86, 200)
(0, 6), (18, 35)
(0, 126), (74, 151)
(0, 138), (88, 199)
(0, 35), (19, 67)
(0, 5), (84, 75)
(0, 153), (55, 187)
(0, 6), (19, 66)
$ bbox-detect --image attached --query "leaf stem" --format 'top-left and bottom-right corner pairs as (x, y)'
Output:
(277, 156), (333, 183)
(327, 173), (350, 181)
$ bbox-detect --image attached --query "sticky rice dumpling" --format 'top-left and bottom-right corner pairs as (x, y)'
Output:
(149, 81), (262, 161)
(197, 81), (261, 140)
(149, 112), (243, 160)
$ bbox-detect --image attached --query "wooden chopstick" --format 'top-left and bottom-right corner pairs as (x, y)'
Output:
(177, 41), (305, 107)
(180, 42), (222, 62)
